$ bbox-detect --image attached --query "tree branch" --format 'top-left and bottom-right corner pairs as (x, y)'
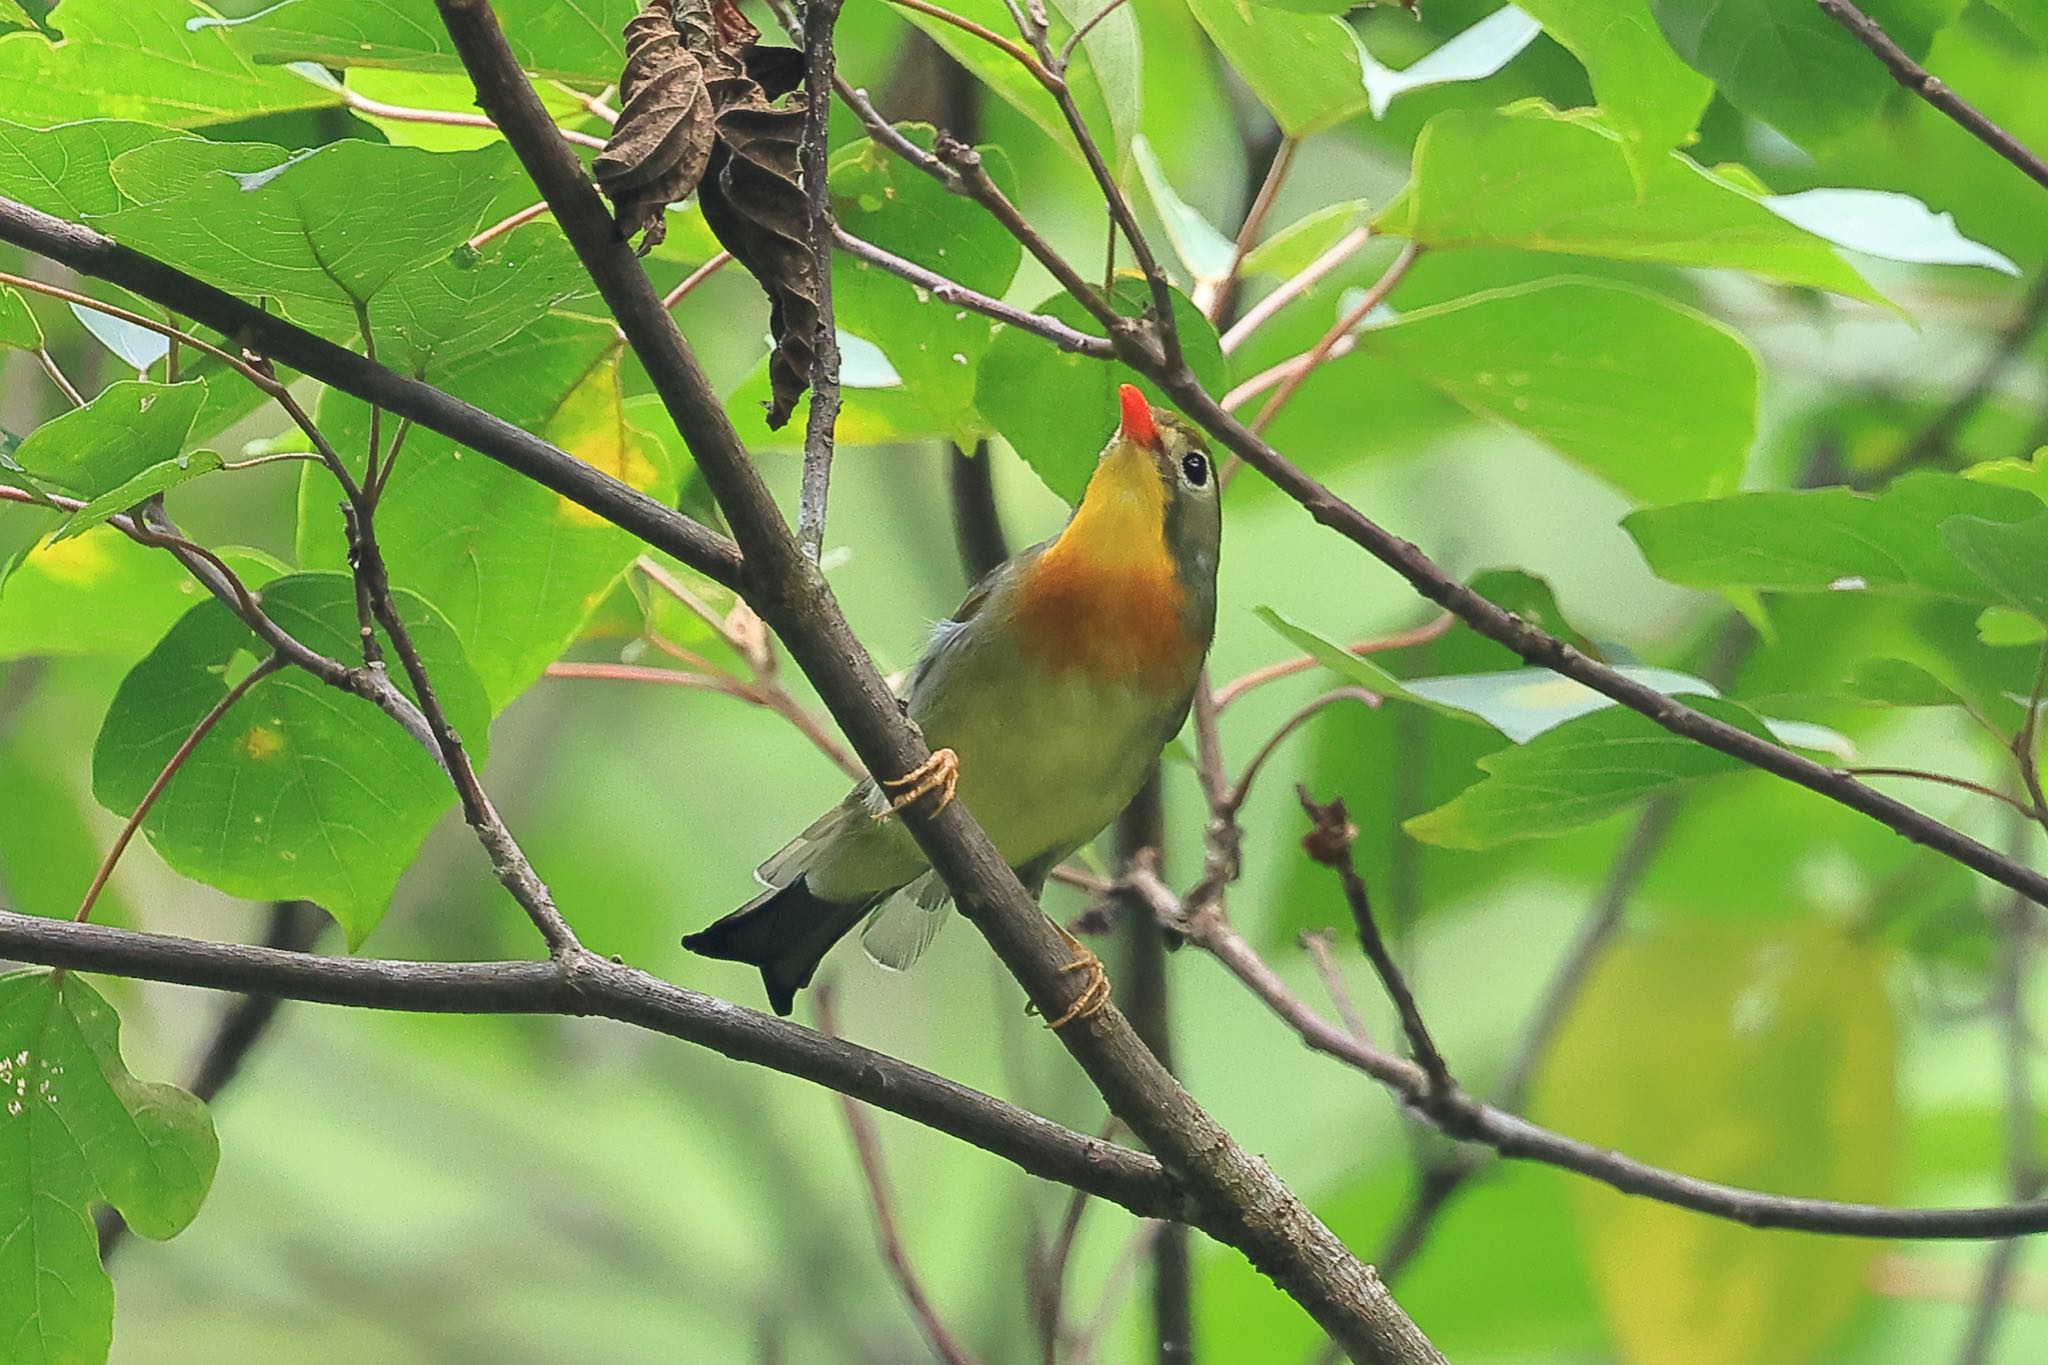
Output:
(0, 196), (744, 592)
(432, 4), (1440, 1358)
(798, 0), (847, 562)
(1819, 0), (2048, 194)
(0, 907), (1180, 1222)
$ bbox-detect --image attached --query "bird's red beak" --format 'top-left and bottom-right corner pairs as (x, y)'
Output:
(1118, 383), (1158, 449)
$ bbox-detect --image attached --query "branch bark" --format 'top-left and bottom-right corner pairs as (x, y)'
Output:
(0, 907), (1178, 1221)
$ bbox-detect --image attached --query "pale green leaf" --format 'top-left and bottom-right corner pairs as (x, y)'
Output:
(210, 0), (636, 84)
(1762, 188), (2018, 274)
(1516, 0), (1711, 168)
(0, 285), (37, 351)
(1183, 0), (1369, 136)
(1359, 5), (1542, 119)
(9, 379), (205, 500)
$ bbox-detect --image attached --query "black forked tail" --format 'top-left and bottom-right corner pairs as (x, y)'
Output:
(682, 875), (875, 1016)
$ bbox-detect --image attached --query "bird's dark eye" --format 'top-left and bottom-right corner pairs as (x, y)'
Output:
(1180, 451), (1210, 487)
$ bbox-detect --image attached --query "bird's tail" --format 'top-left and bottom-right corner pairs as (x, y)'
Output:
(683, 875), (876, 1016)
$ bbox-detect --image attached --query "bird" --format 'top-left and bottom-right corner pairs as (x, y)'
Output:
(684, 384), (1222, 1023)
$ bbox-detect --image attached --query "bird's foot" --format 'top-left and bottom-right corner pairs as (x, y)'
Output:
(875, 747), (959, 819)
(1031, 921), (1112, 1030)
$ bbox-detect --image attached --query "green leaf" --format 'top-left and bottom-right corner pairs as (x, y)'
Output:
(1989, 0), (2048, 46)
(0, 745), (131, 926)
(1841, 656), (1981, 710)
(0, 117), (192, 218)
(54, 451), (226, 542)
(1183, 0), (1369, 136)
(1345, 280), (1755, 505)
(1533, 919), (1898, 1365)
(92, 573), (490, 945)
(9, 379), (205, 500)
(0, 970), (218, 1365)
(1240, 200), (1371, 279)
(0, 285), (38, 351)
(372, 223), (593, 375)
(1405, 698), (1772, 848)
(301, 318), (680, 707)
(210, 0), (637, 85)
(1625, 472), (2042, 603)
(1940, 509), (2048, 623)
(95, 141), (521, 335)
(976, 282), (1227, 503)
(0, 0), (330, 129)
(1380, 106), (1883, 303)
(0, 531), (282, 665)
(1358, 5), (1542, 119)
(1516, 0), (1712, 169)
(1651, 0), (1966, 147)
(830, 129), (1022, 445)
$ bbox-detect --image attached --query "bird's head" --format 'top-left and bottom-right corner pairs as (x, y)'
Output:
(1056, 384), (1221, 587)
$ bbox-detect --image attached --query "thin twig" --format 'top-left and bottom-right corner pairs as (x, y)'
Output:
(1219, 225), (1372, 355)
(1819, 0), (2048, 194)
(32, 346), (84, 403)
(835, 227), (1114, 357)
(1297, 789), (1453, 1098)
(0, 907), (1182, 1220)
(74, 655), (286, 924)
(1068, 1221), (1167, 1365)
(1224, 689), (1378, 817)
(1202, 136), (1297, 325)
(815, 987), (981, 1365)
(1055, 0), (1133, 72)
(468, 200), (552, 248)
(1840, 766), (2047, 821)
(661, 250), (733, 308)
(1300, 930), (1372, 1044)
(337, 82), (610, 149)
(1251, 242), (1421, 432)
(881, 0), (1057, 88)
(798, 0), (847, 563)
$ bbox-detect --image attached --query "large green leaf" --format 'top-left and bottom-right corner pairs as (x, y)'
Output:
(1405, 697), (1772, 848)
(8, 379), (205, 501)
(1343, 279), (1755, 505)
(1533, 919), (1898, 1365)
(1379, 106), (1882, 303)
(830, 129), (1022, 446)
(976, 282), (1226, 502)
(1182, 0), (1368, 136)
(92, 572), (490, 945)
(1651, 0), (1965, 147)
(0, 970), (217, 1365)
(94, 140), (521, 336)
(0, 117), (190, 218)
(1624, 472), (2041, 603)
(210, 0), (636, 85)
(0, 0), (329, 128)
(301, 317), (681, 707)
(372, 222), (593, 375)
(1516, 0), (1711, 169)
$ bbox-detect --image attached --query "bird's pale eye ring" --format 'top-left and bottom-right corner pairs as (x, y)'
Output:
(1180, 451), (1210, 488)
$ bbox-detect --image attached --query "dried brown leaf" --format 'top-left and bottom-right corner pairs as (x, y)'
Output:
(594, 1), (717, 253)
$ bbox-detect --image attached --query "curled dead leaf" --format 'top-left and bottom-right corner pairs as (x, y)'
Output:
(599, 0), (824, 427)
(594, 1), (718, 254)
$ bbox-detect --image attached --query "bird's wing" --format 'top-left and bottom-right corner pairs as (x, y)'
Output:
(905, 539), (1049, 705)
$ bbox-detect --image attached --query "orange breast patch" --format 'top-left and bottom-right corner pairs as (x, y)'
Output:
(1012, 548), (1196, 693)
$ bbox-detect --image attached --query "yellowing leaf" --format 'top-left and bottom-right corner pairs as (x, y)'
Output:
(1533, 919), (1899, 1365)
(543, 357), (658, 526)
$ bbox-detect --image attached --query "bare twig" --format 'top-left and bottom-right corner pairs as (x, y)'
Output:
(661, 250), (734, 308)
(1819, 0), (2048, 194)
(798, 0), (847, 563)
(1202, 135), (1297, 325)
(336, 81), (610, 149)
(32, 346), (84, 403)
(1251, 242), (1422, 432)
(1297, 790), (1453, 1099)
(835, 228), (1114, 357)
(0, 908), (1182, 1220)
(882, 0), (1056, 88)
(1219, 225), (1372, 356)
(469, 200), (552, 248)
(815, 987), (981, 1365)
